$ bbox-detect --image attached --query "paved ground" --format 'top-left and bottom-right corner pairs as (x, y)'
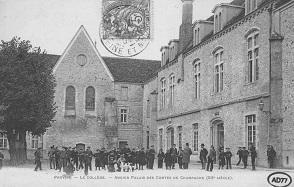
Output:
(0, 161), (293, 187)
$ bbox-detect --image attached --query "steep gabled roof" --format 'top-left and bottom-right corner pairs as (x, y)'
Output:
(42, 54), (160, 84)
(103, 57), (161, 83)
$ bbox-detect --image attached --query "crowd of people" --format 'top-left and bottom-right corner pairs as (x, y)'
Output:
(43, 144), (158, 175)
(0, 142), (277, 174)
(32, 142), (277, 175)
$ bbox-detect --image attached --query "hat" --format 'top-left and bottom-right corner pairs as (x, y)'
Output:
(201, 144), (205, 147)
(225, 147), (230, 149)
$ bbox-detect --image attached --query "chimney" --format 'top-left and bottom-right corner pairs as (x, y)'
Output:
(179, 0), (194, 52)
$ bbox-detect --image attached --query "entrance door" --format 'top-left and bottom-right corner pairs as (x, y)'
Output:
(166, 127), (174, 149)
(211, 121), (224, 149)
(217, 123), (224, 148)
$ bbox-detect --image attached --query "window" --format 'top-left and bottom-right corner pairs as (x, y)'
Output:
(31, 135), (39, 149)
(197, 28), (200, 44)
(76, 54), (87, 66)
(247, 0), (251, 12)
(214, 50), (224, 92)
(85, 86), (95, 111)
(215, 15), (218, 32)
(0, 132), (8, 149)
(178, 126), (182, 148)
(193, 60), (201, 99)
(247, 32), (259, 83)
(193, 124), (199, 152)
(146, 131), (150, 149)
(146, 99), (150, 118)
(161, 78), (166, 109)
(169, 74), (175, 106)
(246, 114), (257, 148)
(120, 108), (128, 123)
(159, 129), (163, 149)
(121, 87), (128, 100)
(194, 29), (197, 45)
(65, 86), (75, 110)
(252, 0), (257, 9)
(219, 12), (222, 31)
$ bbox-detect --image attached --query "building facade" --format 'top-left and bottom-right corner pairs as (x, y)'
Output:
(143, 0), (294, 168)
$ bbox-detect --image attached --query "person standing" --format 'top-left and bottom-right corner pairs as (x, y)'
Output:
(34, 148), (42, 171)
(182, 143), (192, 169)
(218, 148), (225, 169)
(148, 145), (156, 169)
(170, 144), (178, 169)
(242, 147), (249, 169)
(72, 147), (79, 170)
(225, 148), (232, 169)
(0, 151), (4, 170)
(157, 148), (165, 169)
(60, 147), (67, 171)
(138, 148), (146, 170)
(55, 147), (61, 171)
(236, 147), (243, 166)
(267, 145), (276, 168)
(164, 149), (172, 170)
(250, 146), (257, 170)
(85, 146), (93, 173)
(48, 146), (56, 169)
(199, 144), (208, 170)
(206, 145), (216, 172)
(177, 147), (184, 169)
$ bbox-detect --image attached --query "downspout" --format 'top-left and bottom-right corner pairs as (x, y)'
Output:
(267, 2), (273, 146)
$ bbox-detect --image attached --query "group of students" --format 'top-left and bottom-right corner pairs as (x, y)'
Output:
(200, 143), (258, 171)
(44, 144), (157, 175)
(157, 143), (193, 170)
(32, 142), (278, 174)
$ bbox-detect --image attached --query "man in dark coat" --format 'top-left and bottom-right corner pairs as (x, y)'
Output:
(267, 145), (276, 168)
(206, 145), (216, 171)
(55, 147), (61, 171)
(182, 143), (192, 169)
(236, 147), (243, 165)
(78, 150), (85, 170)
(177, 147), (184, 169)
(157, 148), (165, 169)
(147, 145), (156, 169)
(218, 147), (225, 169)
(199, 144), (208, 169)
(138, 148), (146, 170)
(84, 146), (93, 174)
(250, 146), (257, 170)
(34, 148), (42, 171)
(0, 151), (4, 170)
(242, 147), (249, 169)
(170, 144), (178, 169)
(225, 147), (232, 169)
(60, 147), (67, 171)
(48, 145), (56, 169)
(164, 149), (172, 170)
(72, 147), (79, 170)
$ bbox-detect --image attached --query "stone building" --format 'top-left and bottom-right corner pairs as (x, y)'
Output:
(143, 0), (294, 168)
(0, 26), (160, 159)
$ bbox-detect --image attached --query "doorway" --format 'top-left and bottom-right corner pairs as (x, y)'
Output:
(211, 120), (224, 150)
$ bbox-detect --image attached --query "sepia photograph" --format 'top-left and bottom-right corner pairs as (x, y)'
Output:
(0, 0), (294, 186)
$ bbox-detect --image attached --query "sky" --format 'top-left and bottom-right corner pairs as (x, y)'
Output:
(0, 0), (233, 60)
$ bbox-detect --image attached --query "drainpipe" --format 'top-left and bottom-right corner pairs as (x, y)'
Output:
(267, 2), (273, 146)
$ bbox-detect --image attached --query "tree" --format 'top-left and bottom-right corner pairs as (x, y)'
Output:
(0, 37), (56, 165)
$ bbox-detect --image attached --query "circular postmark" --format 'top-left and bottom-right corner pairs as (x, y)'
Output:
(99, 1), (150, 57)
(99, 37), (150, 57)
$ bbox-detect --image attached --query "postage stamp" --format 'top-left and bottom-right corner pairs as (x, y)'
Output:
(100, 0), (151, 57)
(102, 0), (150, 39)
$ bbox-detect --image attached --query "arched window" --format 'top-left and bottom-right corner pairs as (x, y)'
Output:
(85, 86), (95, 111)
(65, 86), (75, 110)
